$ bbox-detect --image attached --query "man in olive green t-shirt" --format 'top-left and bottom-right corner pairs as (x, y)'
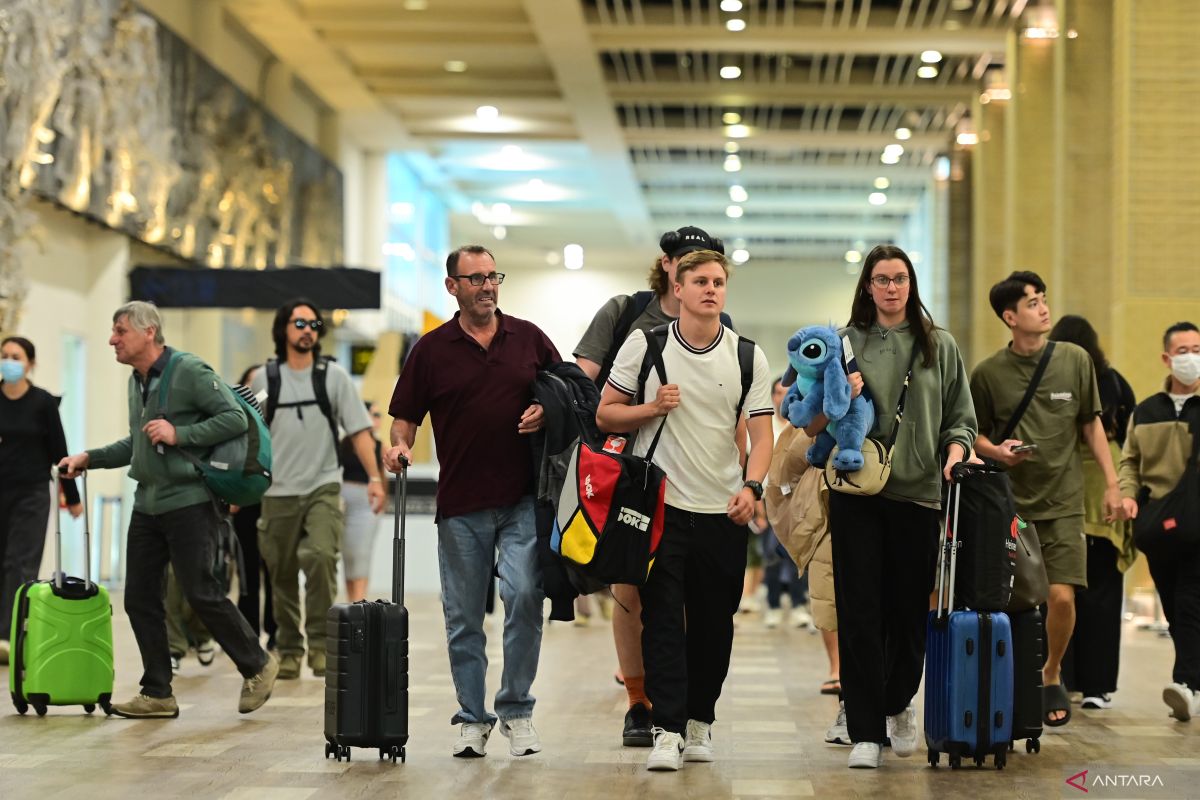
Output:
(970, 271), (1123, 728)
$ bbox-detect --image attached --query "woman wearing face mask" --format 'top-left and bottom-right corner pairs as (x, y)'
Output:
(0, 337), (83, 665)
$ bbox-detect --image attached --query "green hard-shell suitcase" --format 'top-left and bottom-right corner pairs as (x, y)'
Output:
(10, 470), (114, 716)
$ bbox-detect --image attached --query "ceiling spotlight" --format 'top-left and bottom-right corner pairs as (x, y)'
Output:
(501, 145), (522, 157)
(956, 132), (979, 146)
(895, 127), (912, 141)
(475, 105), (500, 120)
(844, 250), (862, 264)
(719, 66), (742, 80)
(403, 0), (428, 9)
(917, 65), (939, 79)
(726, 19), (746, 32)
(921, 50), (943, 63)
(491, 202), (511, 219)
(720, 0), (743, 10)
(874, 177), (890, 189)
(884, 143), (905, 156)
(723, 155), (742, 172)
(722, 111), (742, 125)
(389, 201), (415, 220)
(725, 205), (744, 219)
(881, 152), (901, 165)
(729, 185), (748, 203)
(724, 141), (740, 154)
(564, 244), (584, 270)
(492, 225), (507, 241)
(726, 124), (750, 138)
(731, 248), (750, 264)
(868, 192), (888, 206)
(529, 178), (544, 187)
(444, 60), (468, 73)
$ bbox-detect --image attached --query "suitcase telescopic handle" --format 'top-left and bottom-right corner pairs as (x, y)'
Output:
(392, 456), (409, 605)
(50, 466), (91, 591)
(935, 476), (963, 621)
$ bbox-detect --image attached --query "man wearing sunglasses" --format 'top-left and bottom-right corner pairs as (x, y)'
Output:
(251, 299), (384, 680)
(385, 245), (560, 759)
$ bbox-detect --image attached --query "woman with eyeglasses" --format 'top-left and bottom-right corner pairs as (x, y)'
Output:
(339, 401), (385, 602)
(0, 336), (83, 665)
(807, 245), (977, 769)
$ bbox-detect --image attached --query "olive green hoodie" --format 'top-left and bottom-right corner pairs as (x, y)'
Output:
(88, 348), (246, 514)
(840, 322), (977, 508)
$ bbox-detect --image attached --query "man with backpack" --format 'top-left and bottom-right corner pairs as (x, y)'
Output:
(59, 301), (278, 718)
(597, 249), (774, 771)
(573, 225), (739, 748)
(250, 299), (383, 680)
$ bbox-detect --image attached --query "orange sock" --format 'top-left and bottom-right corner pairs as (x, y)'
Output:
(625, 675), (650, 709)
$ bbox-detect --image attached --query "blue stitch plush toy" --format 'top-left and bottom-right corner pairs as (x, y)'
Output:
(781, 325), (876, 470)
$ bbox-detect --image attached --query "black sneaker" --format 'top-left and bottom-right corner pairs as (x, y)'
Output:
(623, 702), (653, 747)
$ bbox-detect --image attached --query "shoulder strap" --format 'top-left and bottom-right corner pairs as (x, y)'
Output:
(156, 351), (184, 418)
(719, 311), (733, 329)
(265, 358), (281, 426)
(312, 357), (342, 467)
(882, 342), (922, 450)
(734, 336), (754, 422)
(639, 325), (669, 463)
(596, 291), (656, 389)
(998, 341), (1056, 442)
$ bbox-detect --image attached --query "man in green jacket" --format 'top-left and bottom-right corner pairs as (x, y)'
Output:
(60, 301), (278, 718)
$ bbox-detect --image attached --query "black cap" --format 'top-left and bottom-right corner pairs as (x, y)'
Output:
(661, 226), (721, 259)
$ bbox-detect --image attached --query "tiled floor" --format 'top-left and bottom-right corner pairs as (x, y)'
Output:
(1, 595), (1196, 799)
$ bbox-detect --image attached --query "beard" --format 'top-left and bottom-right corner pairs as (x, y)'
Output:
(292, 337), (315, 353)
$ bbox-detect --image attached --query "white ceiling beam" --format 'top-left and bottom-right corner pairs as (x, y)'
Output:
(588, 25), (1007, 56)
(607, 81), (975, 106)
(649, 217), (905, 238)
(645, 191), (923, 213)
(624, 128), (949, 152)
(634, 163), (937, 183)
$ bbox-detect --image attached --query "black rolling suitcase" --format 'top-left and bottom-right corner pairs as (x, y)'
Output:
(1008, 607), (1044, 754)
(324, 459), (409, 763)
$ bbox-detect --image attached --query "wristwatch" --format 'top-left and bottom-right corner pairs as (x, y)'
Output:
(743, 480), (764, 500)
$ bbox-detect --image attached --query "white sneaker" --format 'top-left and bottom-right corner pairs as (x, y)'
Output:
(763, 609), (783, 629)
(824, 701), (851, 745)
(499, 717), (542, 756)
(886, 704), (918, 757)
(453, 721), (492, 758)
(646, 727), (684, 771)
(1081, 694), (1112, 710)
(738, 596), (761, 614)
(1163, 683), (1200, 722)
(683, 719), (714, 762)
(848, 741), (883, 768)
(790, 607), (813, 628)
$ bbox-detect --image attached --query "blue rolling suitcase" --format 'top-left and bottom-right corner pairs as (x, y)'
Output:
(925, 471), (1014, 770)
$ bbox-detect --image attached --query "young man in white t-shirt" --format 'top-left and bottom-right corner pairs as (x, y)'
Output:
(597, 249), (774, 772)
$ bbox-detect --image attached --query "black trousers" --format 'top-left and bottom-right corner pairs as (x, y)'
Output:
(0, 484), (51, 640)
(830, 492), (940, 744)
(233, 503), (276, 642)
(640, 505), (748, 734)
(1143, 540), (1200, 689)
(125, 502), (267, 698)
(1063, 536), (1123, 696)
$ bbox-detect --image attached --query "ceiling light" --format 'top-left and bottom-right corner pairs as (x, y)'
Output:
(491, 202), (511, 219)
(529, 178), (544, 187)
(917, 65), (938, 79)
(726, 124), (750, 138)
(950, 0), (972, 9)
(564, 244), (584, 270)
(726, 19), (746, 32)
(874, 177), (890, 189)
(475, 105), (499, 120)
(492, 226), (507, 241)
(881, 152), (901, 165)
(403, 0), (428, 9)
(719, 66), (742, 80)
(720, 0), (743, 11)
(868, 192), (888, 206)
(722, 112), (742, 125)
(389, 201), (414, 220)
(444, 60), (468, 73)
(545, 250), (561, 266)
(1022, 26), (1060, 39)
(725, 205), (744, 219)
(723, 155), (742, 172)
(895, 127), (912, 141)
(956, 132), (979, 146)
(724, 141), (740, 154)
(845, 250), (862, 264)
(501, 145), (522, 157)
(729, 185), (748, 203)
(921, 50), (943, 64)
(731, 249), (749, 264)
(383, 242), (416, 260)
(471, 201), (486, 220)
(884, 144), (904, 156)
(1067, 29), (1079, 38)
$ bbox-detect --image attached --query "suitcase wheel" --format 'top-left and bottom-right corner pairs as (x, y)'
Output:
(380, 745), (404, 763)
(995, 752), (1007, 770)
(83, 704), (96, 714)
(31, 699), (47, 717)
(949, 755), (963, 770)
(100, 698), (113, 716)
(1026, 738), (1040, 754)
(325, 742), (336, 760)
(927, 749), (940, 768)
(12, 693), (28, 716)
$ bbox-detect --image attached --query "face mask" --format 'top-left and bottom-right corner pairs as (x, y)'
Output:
(1170, 353), (1200, 386)
(0, 360), (25, 383)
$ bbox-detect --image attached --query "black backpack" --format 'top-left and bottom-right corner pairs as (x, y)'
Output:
(265, 356), (342, 466)
(594, 290), (734, 389)
(635, 324), (755, 423)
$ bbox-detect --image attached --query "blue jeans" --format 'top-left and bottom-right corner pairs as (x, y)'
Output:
(437, 495), (543, 725)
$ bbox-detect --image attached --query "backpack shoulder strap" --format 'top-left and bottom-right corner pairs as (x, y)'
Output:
(998, 341), (1056, 442)
(156, 350), (185, 418)
(636, 324), (670, 404)
(735, 335), (755, 422)
(312, 356), (342, 467)
(719, 311), (733, 329)
(596, 291), (657, 389)
(265, 358), (281, 426)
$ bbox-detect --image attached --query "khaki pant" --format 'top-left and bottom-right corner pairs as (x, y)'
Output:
(258, 483), (343, 658)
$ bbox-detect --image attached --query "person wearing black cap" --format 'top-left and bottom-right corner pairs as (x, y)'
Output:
(573, 226), (733, 749)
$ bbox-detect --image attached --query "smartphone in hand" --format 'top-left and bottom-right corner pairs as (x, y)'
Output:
(1009, 443), (1038, 454)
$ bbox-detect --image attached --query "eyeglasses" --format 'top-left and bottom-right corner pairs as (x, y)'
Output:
(451, 272), (505, 286)
(291, 319), (324, 331)
(870, 275), (910, 289)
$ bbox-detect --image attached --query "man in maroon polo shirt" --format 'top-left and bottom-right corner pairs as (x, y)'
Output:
(385, 245), (560, 760)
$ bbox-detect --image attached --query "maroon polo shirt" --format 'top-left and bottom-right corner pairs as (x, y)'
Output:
(389, 309), (561, 519)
